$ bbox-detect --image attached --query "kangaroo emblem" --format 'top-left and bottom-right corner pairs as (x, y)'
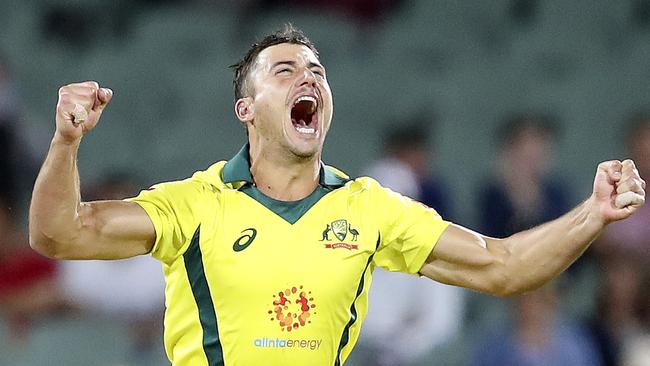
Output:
(320, 224), (331, 241)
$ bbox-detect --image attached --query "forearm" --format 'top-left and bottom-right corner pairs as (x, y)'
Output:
(29, 135), (85, 255)
(497, 197), (604, 293)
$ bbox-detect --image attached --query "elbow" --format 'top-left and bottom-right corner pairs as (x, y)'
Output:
(488, 268), (540, 297)
(488, 277), (517, 297)
(29, 233), (62, 259)
(486, 265), (527, 297)
(483, 240), (528, 297)
(493, 283), (524, 297)
(28, 227), (75, 260)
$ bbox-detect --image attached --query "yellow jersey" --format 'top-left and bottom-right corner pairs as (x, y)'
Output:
(128, 145), (450, 366)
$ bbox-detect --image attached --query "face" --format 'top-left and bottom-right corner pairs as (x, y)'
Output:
(507, 127), (550, 178)
(237, 43), (333, 160)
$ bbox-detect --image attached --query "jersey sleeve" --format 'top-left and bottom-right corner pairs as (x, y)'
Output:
(370, 181), (450, 275)
(126, 179), (204, 264)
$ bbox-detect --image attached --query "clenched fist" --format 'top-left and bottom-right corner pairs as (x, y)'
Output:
(55, 81), (113, 143)
(592, 159), (646, 224)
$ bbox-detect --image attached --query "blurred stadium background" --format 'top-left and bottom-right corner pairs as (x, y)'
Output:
(1, 0), (650, 365)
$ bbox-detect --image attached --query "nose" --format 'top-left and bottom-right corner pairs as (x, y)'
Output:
(297, 68), (318, 88)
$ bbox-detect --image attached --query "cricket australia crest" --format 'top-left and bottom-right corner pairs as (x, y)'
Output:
(319, 219), (360, 250)
(331, 219), (348, 241)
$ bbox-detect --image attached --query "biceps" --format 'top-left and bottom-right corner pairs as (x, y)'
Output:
(419, 224), (509, 294)
(72, 200), (156, 259)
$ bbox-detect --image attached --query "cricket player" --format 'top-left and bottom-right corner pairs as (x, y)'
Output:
(29, 25), (645, 366)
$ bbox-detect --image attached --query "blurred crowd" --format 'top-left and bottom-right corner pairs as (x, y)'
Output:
(2, 1), (650, 366)
(353, 112), (650, 366)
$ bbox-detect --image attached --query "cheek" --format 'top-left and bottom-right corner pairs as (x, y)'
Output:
(255, 97), (284, 121)
(321, 87), (334, 115)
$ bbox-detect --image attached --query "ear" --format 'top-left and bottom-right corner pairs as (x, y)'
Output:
(235, 97), (254, 125)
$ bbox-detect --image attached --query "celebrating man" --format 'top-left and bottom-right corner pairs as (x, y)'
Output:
(29, 25), (645, 366)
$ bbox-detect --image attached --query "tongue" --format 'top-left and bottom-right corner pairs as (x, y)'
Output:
(292, 118), (308, 127)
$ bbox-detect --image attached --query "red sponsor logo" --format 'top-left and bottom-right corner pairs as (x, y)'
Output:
(324, 243), (358, 250)
(268, 286), (317, 332)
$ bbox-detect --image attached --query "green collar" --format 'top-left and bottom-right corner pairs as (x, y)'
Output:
(221, 144), (349, 224)
(222, 144), (349, 188)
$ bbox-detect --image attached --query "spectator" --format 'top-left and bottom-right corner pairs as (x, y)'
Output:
(367, 121), (452, 215)
(470, 283), (602, 366)
(0, 194), (62, 342)
(355, 122), (462, 366)
(478, 113), (570, 238)
(620, 271), (650, 366)
(1, 110), (63, 342)
(587, 257), (642, 366)
(468, 113), (574, 355)
(0, 52), (39, 214)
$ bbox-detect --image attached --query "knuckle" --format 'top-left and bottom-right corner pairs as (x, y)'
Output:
(88, 81), (99, 88)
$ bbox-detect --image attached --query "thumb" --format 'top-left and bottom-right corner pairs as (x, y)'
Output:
(93, 88), (113, 111)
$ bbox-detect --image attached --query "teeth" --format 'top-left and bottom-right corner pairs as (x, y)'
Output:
(295, 95), (318, 107)
(296, 126), (316, 134)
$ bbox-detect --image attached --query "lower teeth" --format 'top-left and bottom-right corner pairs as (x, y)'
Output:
(297, 126), (315, 134)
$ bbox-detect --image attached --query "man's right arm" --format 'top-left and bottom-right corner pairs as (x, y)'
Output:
(29, 81), (155, 260)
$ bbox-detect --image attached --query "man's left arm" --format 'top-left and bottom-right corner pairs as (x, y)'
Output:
(420, 159), (645, 296)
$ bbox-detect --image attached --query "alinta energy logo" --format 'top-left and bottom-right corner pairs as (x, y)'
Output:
(268, 286), (317, 332)
(319, 219), (360, 250)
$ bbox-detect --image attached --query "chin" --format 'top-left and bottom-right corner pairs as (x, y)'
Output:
(291, 147), (319, 160)
(287, 142), (322, 160)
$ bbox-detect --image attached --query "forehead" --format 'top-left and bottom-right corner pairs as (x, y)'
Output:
(254, 43), (321, 71)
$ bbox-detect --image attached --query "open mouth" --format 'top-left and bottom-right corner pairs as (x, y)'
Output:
(290, 95), (319, 135)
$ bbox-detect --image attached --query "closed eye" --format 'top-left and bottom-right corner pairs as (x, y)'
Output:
(276, 68), (292, 75)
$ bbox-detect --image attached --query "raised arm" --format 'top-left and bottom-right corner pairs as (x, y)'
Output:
(29, 81), (155, 260)
(421, 160), (646, 296)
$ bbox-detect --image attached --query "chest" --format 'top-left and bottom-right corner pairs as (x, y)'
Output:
(196, 190), (378, 302)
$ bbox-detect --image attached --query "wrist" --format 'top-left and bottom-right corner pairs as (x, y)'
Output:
(584, 195), (608, 229)
(52, 132), (82, 147)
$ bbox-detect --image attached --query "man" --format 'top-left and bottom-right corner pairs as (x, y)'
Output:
(29, 25), (645, 366)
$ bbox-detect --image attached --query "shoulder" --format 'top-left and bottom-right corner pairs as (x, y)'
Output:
(342, 175), (408, 203)
(143, 161), (229, 199)
(189, 160), (229, 188)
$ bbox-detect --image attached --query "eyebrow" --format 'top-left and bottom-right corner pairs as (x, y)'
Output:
(270, 60), (325, 71)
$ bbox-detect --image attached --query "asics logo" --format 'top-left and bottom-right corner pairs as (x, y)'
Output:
(233, 228), (257, 252)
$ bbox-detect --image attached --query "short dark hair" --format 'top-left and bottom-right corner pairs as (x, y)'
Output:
(383, 114), (434, 154)
(231, 24), (319, 100)
(497, 112), (559, 148)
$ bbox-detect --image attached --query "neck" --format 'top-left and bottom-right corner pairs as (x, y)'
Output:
(248, 144), (321, 201)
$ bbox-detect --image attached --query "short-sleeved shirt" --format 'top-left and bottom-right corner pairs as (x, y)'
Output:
(127, 145), (450, 366)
